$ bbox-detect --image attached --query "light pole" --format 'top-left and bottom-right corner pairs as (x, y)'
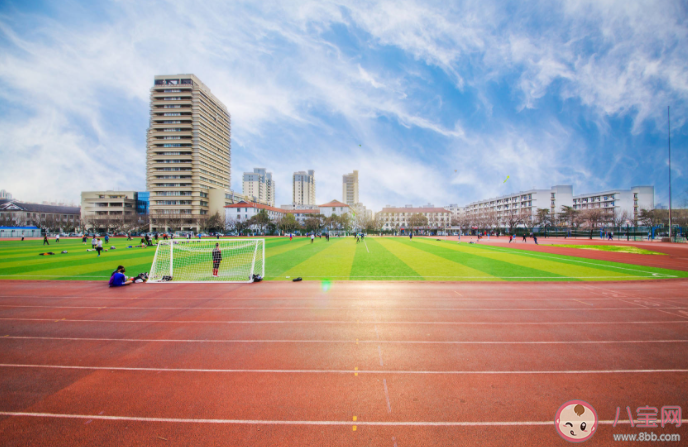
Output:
(668, 106), (672, 240)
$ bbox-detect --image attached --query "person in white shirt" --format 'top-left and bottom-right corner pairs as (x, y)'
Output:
(96, 238), (103, 256)
(56, 234), (60, 243)
(311, 233), (315, 244)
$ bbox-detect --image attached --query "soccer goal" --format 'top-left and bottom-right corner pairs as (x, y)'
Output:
(148, 239), (265, 283)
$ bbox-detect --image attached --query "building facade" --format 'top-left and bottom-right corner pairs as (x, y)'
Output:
(293, 170), (315, 206)
(0, 201), (80, 230)
(225, 201), (286, 224)
(342, 170), (359, 205)
(81, 191), (138, 222)
(573, 186), (654, 221)
(378, 205), (451, 231)
(0, 190), (12, 200)
(318, 200), (350, 218)
(146, 74), (231, 231)
(464, 185), (573, 225)
(242, 168), (275, 206)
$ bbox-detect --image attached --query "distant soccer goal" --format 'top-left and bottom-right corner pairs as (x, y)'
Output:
(148, 239), (265, 283)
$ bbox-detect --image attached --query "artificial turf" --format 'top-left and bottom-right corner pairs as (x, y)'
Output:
(0, 236), (685, 282)
(549, 244), (667, 255)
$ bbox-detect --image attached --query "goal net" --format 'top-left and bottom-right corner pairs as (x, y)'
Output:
(148, 239), (265, 283)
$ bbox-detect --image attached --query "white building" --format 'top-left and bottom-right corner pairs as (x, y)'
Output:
(242, 168), (275, 206)
(573, 186), (654, 221)
(293, 170), (316, 206)
(464, 185), (573, 224)
(224, 201), (285, 224)
(342, 171), (359, 205)
(378, 205), (451, 231)
(318, 200), (350, 218)
(0, 190), (12, 200)
(445, 204), (464, 220)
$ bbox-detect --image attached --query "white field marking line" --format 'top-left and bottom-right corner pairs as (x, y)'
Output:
(364, 239), (369, 253)
(4, 336), (688, 345)
(657, 309), (688, 321)
(3, 412), (686, 426)
(3, 274), (672, 279)
(3, 304), (685, 311)
(383, 379), (392, 413)
(3, 364), (688, 375)
(478, 245), (676, 277)
(618, 299), (649, 309)
(2, 294), (686, 303)
(2, 317), (688, 325)
(572, 300), (593, 306)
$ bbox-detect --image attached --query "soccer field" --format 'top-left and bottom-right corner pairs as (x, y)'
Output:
(1, 236), (686, 281)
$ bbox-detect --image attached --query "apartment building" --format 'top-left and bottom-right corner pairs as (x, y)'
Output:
(464, 185), (573, 224)
(81, 190), (139, 221)
(573, 186), (654, 220)
(242, 168), (275, 206)
(378, 205), (452, 231)
(342, 170), (359, 205)
(0, 190), (12, 200)
(146, 74), (231, 231)
(293, 170), (316, 206)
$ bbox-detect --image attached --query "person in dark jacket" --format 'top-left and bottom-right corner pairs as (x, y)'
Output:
(212, 243), (222, 277)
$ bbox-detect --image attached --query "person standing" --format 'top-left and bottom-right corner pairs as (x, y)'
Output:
(522, 233), (527, 243)
(533, 234), (539, 245)
(96, 238), (103, 256)
(43, 234), (49, 245)
(211, 243), (222, 277)
(509, 234), (513, 243)
(91, 236), (97, 249)
(55, 234), (60, 243)
(83, 235), (87, 244)
(104, 234), (109, 244)
(311, 233), (315, 244)
(127, 233), (132, 241)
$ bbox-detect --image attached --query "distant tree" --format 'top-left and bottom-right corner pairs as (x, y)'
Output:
(408, 213), (428, 234)
(559, 205), (578, 228)
(535, 208), (552, 227)
(277, 213), (298, 234)
(638, 209), (661, 228)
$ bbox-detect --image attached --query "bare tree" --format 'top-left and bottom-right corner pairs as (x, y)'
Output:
(408, 213), (428, 234)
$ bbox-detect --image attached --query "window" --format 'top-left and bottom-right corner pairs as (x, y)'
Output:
(163, 105), (181, 108)
(164, 113), (181, 116)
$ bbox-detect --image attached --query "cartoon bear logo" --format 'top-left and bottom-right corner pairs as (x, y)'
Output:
(555, 400), (598, 443)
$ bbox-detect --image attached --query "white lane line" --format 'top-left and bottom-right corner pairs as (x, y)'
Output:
(364, 239), (369, 253)
(3, 364), (688, 375)
(478, 245), (677, 277)
(2, 295), (685, 302)
(3, 336), (688, 345)
(618, 299), (648, 308)
(383, 379), (392, 413)
(4, 411), (686, 426)
(2, 317), (687, 325)
(657, 309), (688, 321)
(3, 304), (685, 311)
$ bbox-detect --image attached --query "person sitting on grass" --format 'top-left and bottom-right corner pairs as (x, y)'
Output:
(109, 265), (133, 287)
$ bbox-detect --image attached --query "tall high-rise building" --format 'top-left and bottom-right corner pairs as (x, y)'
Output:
(0, 189), (12, 200)
(293, 170), (315, 206)
(342, 170), (359, 205)
(242, 168), (275, 206)
(146, 74), (231, 231)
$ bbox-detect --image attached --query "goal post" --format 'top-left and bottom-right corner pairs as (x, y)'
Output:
(148, 239), (265, 283)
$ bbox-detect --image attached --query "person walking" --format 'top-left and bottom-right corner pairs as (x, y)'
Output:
(522, 233), (527, 243)
(211, 243), (222, 277)
(533, 234), (539, 245)
(43, 234), (49, 245)
(509, 234), (513, 243)
(127, 233), (132, 241)
(96, 238), (103, 256)
(311, 233), (315, 244)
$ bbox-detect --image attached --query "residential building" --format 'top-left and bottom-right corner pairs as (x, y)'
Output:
(342, 170), (359, 205)
(0, 190), (12, 200)
(573, 186), (654, 221)
(464, 185), (573, 225)
(318, 200), (350, 218)
(350, 202), (372, 221)
(81, 191), (139, 222)
(0, 201), (80, 230)
(445, 204), (464, 221)
(293, 170), (315, 206)
(225, 201), (286, 224)
(146, 74), (231, 232)
(242, 168), (275, 206)
(378, 205), (452, 232)
(285, 209), (320, 224)
(280, 203), (315, 210)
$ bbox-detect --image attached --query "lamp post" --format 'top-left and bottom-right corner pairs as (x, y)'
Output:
(668, 106), (673, 240)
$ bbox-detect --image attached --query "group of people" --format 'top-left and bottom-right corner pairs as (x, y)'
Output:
(507, 233), (539, 244)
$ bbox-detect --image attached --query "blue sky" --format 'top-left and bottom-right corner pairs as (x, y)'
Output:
(0, 0), (686, 210)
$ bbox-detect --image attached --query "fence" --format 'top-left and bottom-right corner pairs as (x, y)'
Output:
(472, 226), (687, 243)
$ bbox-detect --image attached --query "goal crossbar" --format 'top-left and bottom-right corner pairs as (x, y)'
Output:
(148, 238), (265, 283)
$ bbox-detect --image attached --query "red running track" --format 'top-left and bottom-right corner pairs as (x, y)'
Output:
(0, 280), (687, 446)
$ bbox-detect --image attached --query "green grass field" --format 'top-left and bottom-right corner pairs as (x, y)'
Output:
(549, 244), (667, 255)
(0, 236), (686, 282)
